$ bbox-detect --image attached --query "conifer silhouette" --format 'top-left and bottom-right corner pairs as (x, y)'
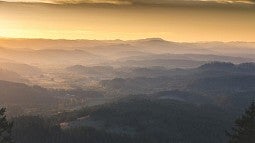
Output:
(227, 101), (255, 143)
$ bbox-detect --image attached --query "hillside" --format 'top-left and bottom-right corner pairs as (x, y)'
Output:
(0, 80), (57, 106)
(100, 62), (255, 94)
(51, 96), (234, 143)
(0, 69), (25, 83)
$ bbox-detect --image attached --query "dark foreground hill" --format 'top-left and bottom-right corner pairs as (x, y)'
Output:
(11, 96), (237, 143)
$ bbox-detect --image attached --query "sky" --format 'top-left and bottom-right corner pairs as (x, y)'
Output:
(0, 0), (255, 42)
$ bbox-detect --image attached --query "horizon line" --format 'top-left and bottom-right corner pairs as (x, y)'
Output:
(0, 37), (255, 43)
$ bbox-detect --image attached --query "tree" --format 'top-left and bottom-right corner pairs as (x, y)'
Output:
(227, 101), (255, 143)
(0, 107), (13, 143)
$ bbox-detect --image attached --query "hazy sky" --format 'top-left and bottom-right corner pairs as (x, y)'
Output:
(0, 0), (255, 42)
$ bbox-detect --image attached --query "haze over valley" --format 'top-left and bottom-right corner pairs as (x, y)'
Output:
(1, 0), (255, 142)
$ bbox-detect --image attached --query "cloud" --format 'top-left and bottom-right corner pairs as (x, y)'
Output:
(51, 0), (131, 4)
(1, 0), (255, 5)
(48, 0), (255, 5)
(215, 0), (255, 4)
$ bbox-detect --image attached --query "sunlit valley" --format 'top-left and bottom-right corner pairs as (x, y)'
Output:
(1, 0), (255, 143)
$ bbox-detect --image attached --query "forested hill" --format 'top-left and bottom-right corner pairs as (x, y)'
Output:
(100, 62), (255, 94)
(0, 80), (57, 106)
(12, 96), (235, 143)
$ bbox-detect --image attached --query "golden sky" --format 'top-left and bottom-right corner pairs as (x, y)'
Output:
(0, 0), (255, 42)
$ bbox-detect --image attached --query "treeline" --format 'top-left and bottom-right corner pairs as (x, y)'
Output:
(1, 96), (255, 143)
(10, 97), (234, 143)
(12, 116), (132, 143)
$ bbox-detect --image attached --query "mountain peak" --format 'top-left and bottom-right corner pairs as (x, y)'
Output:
(138, 38), (167, 42)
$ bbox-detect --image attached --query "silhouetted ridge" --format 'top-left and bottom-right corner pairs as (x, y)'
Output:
(137, 38), (166, 42)
(199, 62), (235, 70)
(198, 62), (255, 72)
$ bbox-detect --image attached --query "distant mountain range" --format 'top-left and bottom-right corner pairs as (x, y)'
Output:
(0, 38), (254, 68)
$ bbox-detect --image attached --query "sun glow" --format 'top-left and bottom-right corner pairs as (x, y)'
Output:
(0, 0), (255, 42)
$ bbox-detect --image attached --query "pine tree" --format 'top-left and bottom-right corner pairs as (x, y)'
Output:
(0, 107), (13, 143)
(227, 101), (255, 143)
